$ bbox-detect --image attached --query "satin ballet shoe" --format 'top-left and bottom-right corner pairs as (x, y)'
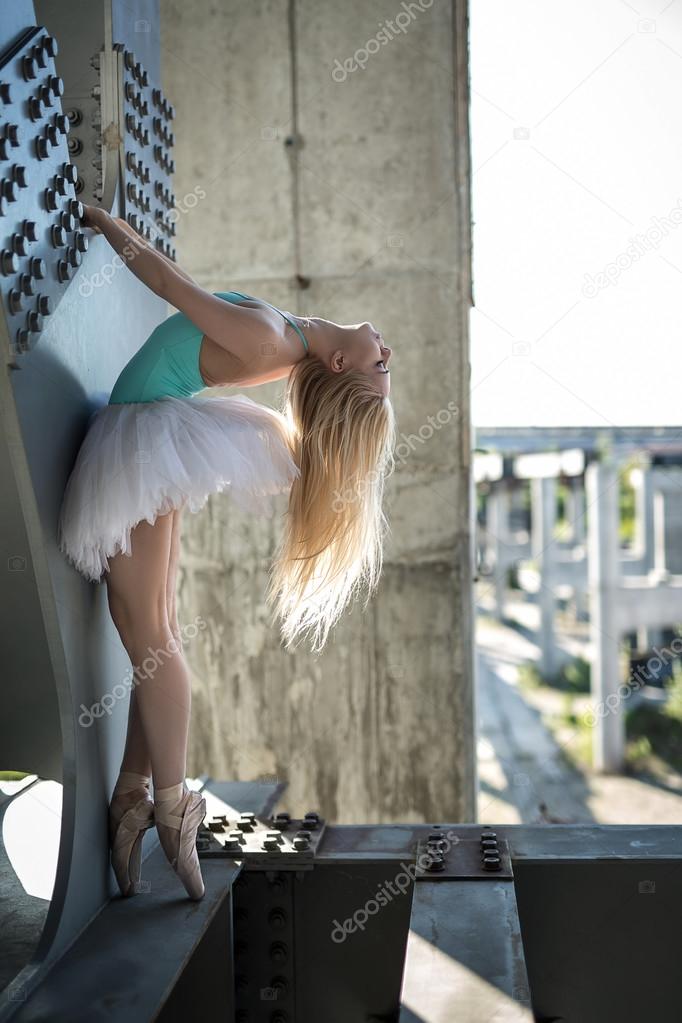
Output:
(154, 782), (207, 901)
(108, 771), (155, 897)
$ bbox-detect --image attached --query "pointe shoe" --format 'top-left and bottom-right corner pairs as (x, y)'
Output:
(154, 783), (207, 901)
(109, 771), (155, 897)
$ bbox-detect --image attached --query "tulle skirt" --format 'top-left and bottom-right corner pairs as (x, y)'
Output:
(57, 393), (299, 582)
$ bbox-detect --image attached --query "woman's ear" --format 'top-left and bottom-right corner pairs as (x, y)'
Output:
(330, 350), (346, 373)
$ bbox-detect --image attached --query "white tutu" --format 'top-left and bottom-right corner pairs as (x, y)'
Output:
(58, 393), (300, 582)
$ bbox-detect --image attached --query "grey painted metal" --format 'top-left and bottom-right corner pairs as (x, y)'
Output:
(514, 857), (682, 1022)
(399, 881), (532, 1022)
(0, 0), (182, 1007)
(2, 849), (239, 1022)
(243, 820), (682, 864)
(4, 785), (682, 1021)
(0, 779), (279, 1019)
(293, 860), (415, 1023)
(0, 24), (82, 358)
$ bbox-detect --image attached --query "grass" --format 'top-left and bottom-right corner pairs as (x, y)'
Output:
(626, 665), (682, 775)
(518, 655), (591, 694)
(519, 653), (682, 780)
(517, 657), (594, 769)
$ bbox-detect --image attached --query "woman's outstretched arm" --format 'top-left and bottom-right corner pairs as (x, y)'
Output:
(83, 204), (285, 368)
(84, 205), (185, 296)
(112, 217), (197, 285)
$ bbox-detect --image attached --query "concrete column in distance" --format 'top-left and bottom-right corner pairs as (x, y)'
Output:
(531, 476), (558, 678)
(586, 459), (624, 772)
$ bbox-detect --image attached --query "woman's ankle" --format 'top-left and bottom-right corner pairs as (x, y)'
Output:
(153, 781), (187, 805)
(113, 770), (152, 796)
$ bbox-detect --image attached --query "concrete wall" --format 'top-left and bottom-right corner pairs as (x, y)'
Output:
(162, 0), (476, 821)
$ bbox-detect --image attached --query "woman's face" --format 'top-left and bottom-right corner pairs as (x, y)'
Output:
(309, 317), (392, 396)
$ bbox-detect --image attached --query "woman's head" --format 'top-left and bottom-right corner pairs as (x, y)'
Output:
(295, 315), (392, 397)
(266, 329), (396, 653)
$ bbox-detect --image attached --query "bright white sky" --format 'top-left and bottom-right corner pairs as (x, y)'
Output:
(469, 0), (682, 427)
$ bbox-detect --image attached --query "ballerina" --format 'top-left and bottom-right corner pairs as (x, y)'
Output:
(58, 204), (396, 900)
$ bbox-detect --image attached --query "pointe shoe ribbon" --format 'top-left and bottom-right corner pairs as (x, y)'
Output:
(154, 787), (207, 901)
(109, 795), (155, 897)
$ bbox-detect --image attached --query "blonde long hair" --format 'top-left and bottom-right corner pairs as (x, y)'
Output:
(266, 354), (397, 653)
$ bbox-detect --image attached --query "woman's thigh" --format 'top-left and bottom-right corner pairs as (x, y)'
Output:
(104, 510), (175, 642)
(166, 507), (183, 631)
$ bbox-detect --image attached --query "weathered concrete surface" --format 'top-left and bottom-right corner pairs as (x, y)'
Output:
(162, 0), (475, 821)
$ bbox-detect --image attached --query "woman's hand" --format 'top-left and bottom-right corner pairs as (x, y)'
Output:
(80, 203), (108, 234)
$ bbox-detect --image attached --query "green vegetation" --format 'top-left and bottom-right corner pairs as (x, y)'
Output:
(517, 658), (593, 769)
(626, 664), (682, 774)
(518, 655), (591, 693)
(0, 771), (31, 781)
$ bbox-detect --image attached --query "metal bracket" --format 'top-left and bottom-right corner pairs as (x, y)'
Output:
(413, 829), (513, 880)
(197, 809), (326, 871)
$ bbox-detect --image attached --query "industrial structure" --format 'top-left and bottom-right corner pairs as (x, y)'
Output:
(1, 3), (681, 1021)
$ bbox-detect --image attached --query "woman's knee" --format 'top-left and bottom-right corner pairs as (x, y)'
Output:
(104, 512), (175, 640)
(127, 622), (181, 673)
(107, 585), (168, 638)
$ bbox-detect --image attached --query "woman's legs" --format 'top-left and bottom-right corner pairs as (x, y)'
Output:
(117, 506), (184, 777)
(166, 506), (183, 645)
(104, 509), (192, 790)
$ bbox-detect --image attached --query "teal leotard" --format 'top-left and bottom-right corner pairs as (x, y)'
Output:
(108, 291), (309, 405)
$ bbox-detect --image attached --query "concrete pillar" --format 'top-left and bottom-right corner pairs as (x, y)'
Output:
(566, 477), (585, 546)
(653, 489), (669, 579)
(165, 0), (476, 821)
(531, 476), (557, 678)
(487, 482), (510, 618)
(586, 460), (624, 773)
(633, 468), (655, 572)
(653, 469), (682, 575)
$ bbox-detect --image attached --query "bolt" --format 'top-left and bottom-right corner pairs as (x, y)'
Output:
(269, 941), (288, 964)
(293, 831), (311, 850)
(425, 852), (445, 872)
(268, 908), (287, 929)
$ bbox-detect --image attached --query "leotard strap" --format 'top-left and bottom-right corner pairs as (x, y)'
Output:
(227, 291), (309, 354)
